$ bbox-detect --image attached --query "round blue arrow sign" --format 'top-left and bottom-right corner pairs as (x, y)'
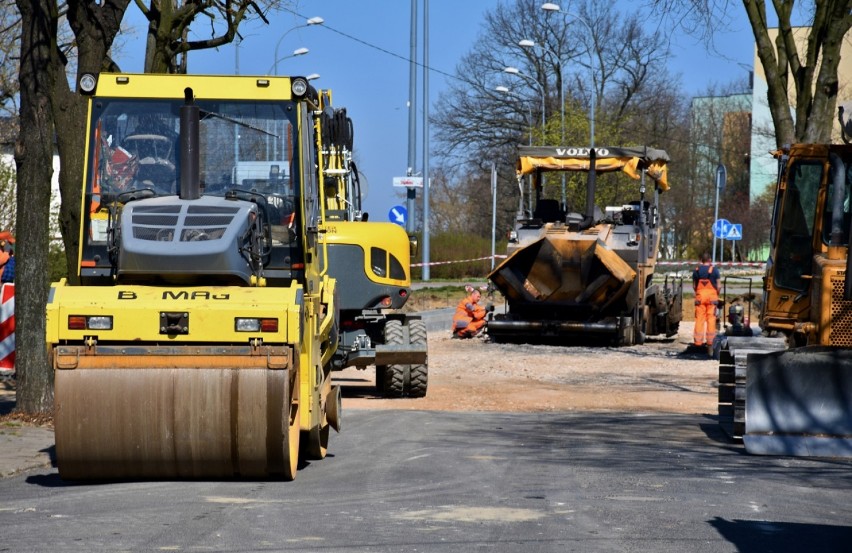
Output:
(712, 218), (731, 239)
(389, 205), (407, 226)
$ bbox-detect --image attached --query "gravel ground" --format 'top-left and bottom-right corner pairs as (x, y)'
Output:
(337, 321), (719, 415)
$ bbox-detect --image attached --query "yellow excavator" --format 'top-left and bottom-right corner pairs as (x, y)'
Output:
(48, 73), (340, 479)
(317, 90), (428, 398)
(718, 143), (852, 457)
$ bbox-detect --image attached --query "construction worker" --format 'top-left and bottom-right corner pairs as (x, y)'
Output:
(0, 239), (8, 268)
(693, 252), (721, 352)
(452, 287), (488, 338)
(1, 248), (14, 283)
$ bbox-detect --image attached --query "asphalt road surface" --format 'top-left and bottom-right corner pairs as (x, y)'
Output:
(1, 409), (851, 552)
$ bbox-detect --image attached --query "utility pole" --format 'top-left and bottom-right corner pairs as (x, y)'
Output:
(422, 0), (430, 280)
(406, 0), (418, 235)
(713, 164), (726, 263)
(491, 163), (497, 271)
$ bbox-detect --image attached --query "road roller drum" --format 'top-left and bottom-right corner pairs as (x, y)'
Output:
(54, 347), (300, 480)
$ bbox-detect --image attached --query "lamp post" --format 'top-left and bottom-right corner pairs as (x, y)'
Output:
(713, 164), (727, 264)
(504, 67), (546, 216)
(495, 86), (533, 146)
(273, 16), (323, 75)
(503, 67), (545, 132)
(541, 3), (597, 149)
(519, 38), (566, 208)
(268, 47), (309, 75)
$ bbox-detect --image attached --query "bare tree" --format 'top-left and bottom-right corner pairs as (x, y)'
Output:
(14, 0), (287, 413)
(14, 0), (78, 413)
(431, 0), (678, 238)
(669, 80), (753, 259)
(0, 1), (19, 116)
(136, 0), (276, 74)
(647, 0), (852, 145)
(0, 154), (15, 232)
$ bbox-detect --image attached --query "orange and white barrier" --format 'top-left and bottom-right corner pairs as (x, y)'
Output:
(0, 283), (14, 373)
(411, 256), (767, 270)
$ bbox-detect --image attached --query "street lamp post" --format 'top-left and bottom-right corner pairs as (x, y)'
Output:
(269, 47), (310, 74)
(273, 16), (323, 75)
(713, 164), (727, 264)
(519, 38), (566, 208)
(541, 3), (597, 149)
(268, 47), (309, 74)
(504, 67), (546, 216)
(495, 86), (533, 146)
(503, 67), (545, 132)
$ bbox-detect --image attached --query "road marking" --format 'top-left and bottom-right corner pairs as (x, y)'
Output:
(394, 505), (546, 523)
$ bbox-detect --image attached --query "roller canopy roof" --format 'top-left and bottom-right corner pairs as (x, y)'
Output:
(517, 146), (671, 191)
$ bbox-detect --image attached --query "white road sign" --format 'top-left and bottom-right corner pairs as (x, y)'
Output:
(393, 176), (423, 188)
(725, 223), (742, 240)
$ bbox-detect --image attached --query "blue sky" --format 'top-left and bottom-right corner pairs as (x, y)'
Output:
(115, 1), (757, 222)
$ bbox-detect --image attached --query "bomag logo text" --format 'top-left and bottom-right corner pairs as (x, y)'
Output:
(116, 291), (230, 300)
(162, 291), (231, 300)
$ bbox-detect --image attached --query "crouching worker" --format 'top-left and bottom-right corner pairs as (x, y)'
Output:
(452, 286), (488, 338)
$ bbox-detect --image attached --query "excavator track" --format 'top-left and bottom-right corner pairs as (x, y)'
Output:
(54, 345), (300, 480)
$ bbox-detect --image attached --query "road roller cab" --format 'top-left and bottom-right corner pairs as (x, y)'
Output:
(47, 73), (340, 480)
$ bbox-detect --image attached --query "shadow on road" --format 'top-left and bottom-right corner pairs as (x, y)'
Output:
(336, 374), (383, 400)
(709, 517), (852, 553)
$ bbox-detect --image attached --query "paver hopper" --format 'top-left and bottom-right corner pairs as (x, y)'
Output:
(488, 146), (682, 345)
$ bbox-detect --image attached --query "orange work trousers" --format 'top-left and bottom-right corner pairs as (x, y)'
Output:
(693, 299), (718, 346)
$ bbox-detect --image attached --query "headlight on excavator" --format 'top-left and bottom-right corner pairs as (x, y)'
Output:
(235, 318), (279, 332)
(68, 315), (113, 330)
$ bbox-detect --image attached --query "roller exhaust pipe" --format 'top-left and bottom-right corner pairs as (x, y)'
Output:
(180, 87), (201, 201)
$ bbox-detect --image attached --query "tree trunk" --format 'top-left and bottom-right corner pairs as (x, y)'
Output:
(800, 1), (851, 143)
(57, 0), (131, 282)
(13, 0), (130, 413)
(54, 87), (85, 285)
(743, 0), (852, 146)
(14, 0), (60, 413)
(144, 0), (178, 73)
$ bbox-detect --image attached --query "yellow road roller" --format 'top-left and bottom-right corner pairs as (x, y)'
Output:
(47, 73), (340, 480)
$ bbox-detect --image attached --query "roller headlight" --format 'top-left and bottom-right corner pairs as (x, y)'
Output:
(291, 78), (309, 98)
(79, 73), (97, 95)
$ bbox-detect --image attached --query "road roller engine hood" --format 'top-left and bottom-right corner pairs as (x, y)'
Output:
(113, 193), (269, 286)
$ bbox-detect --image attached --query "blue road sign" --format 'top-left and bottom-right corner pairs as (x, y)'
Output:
(712, 218), (731, 239)
(389, 205), (407, 226)
(725, 223), (743, 240)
